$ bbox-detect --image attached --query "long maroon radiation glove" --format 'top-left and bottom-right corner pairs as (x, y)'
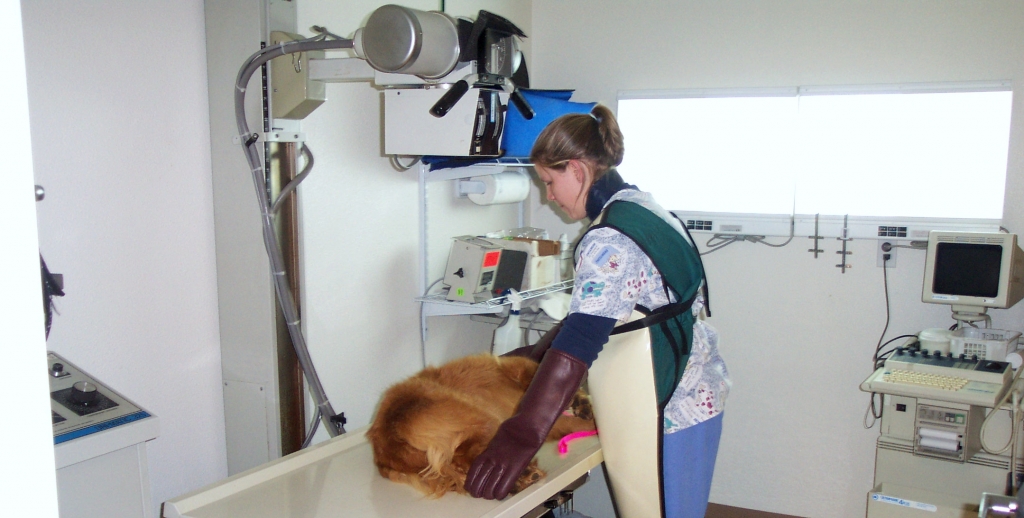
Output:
(465, 348), (588, 499)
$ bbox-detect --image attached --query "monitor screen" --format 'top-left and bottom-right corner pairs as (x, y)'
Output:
(922, 231), (1024, 315)
(932, 243), (1003, 298)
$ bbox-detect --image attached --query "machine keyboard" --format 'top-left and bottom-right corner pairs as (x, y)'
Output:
(860, 349), (1012, 407)
(882, 369), (969, 391)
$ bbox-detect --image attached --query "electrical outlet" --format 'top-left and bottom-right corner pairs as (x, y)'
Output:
(877, 240), (897, 268)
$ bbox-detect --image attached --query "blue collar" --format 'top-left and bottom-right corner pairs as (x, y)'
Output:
(585, 169), (636, 220)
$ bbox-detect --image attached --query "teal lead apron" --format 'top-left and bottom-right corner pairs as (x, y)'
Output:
(589, 200), (705, 409)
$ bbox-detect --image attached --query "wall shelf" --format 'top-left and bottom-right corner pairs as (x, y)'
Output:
(421, 158), (532, 182)
(416, 160), (543, 339)
(417, 280), (573, 317)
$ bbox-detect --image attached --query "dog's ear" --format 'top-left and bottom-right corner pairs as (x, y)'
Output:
(497, 356), (539, 389)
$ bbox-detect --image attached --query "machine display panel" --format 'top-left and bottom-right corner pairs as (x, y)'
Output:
(932, 242), (1003, 298)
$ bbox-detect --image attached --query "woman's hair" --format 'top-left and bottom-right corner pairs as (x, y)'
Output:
(529, 104), (624, 180)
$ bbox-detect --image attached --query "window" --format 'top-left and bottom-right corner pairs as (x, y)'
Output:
(617, 82), (1013, 238)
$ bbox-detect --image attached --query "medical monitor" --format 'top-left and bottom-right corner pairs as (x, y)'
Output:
(922, 231), (1024, 324)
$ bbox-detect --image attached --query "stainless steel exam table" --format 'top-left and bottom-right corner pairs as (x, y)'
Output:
(162, 427), (603, 518)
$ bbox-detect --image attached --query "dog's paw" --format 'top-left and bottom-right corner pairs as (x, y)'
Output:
(570, 392), (594, 421)
(513, 460), (546, 494)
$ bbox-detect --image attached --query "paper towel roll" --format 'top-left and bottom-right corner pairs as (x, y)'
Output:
(919, 427), (960, 442)
(467, 171), (530, 205)
(919, 437), (960, 452)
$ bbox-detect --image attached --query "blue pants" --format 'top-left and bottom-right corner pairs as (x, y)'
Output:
(662, 413), (724, 518)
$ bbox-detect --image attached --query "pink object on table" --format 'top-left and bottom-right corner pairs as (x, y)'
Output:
(558, 430), (598, 455)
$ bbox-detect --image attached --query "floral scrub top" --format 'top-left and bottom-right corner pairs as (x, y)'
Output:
(570, 189), (731, 434)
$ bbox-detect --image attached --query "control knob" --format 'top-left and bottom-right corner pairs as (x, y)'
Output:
(50, 362), (64, 377)
(71, 381), (99, 406)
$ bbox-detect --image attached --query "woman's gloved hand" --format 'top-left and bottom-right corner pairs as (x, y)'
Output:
(465, 348), (587, 499)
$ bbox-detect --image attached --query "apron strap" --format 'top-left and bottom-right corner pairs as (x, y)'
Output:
(610, 292), (697, 336)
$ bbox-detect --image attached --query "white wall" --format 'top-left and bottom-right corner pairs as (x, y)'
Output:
(21, 1), (226, 513)
(530, 1), (1024, 516)
(2, 1), (60, 515)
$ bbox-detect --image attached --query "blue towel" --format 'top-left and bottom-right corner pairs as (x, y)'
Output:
(500, 89), (596, 158)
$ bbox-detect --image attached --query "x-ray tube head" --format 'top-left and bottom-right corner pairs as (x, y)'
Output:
(354, 5), (460, 79)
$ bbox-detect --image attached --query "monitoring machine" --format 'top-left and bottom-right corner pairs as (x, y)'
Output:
(863, 231), (1024, 517)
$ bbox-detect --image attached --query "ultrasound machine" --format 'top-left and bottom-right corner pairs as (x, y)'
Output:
(862, 231), (1024, 517)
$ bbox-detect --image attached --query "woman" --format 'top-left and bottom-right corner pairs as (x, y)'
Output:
(465, 104), (730, 518)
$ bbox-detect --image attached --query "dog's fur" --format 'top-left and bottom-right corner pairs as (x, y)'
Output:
(366, 354), (596, 497)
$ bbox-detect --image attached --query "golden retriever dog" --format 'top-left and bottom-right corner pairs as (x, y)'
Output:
(366, 354), (596, 497)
